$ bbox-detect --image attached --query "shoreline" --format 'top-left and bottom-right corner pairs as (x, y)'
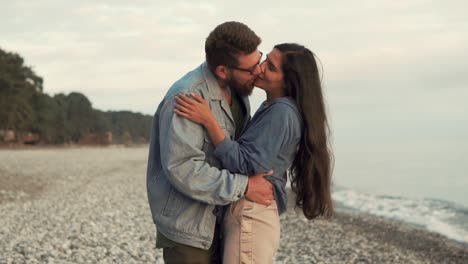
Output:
(0, 143), (149, 150)
(283, 189), (467, 262)
(332, 211), (467, 261)
(337, 209), (468, 249)
(280, 203), (468, 262)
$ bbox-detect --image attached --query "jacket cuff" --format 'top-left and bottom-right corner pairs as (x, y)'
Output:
(233, 172), (248, 201)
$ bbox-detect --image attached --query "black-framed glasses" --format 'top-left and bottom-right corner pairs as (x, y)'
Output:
(230, 51), (263, 75)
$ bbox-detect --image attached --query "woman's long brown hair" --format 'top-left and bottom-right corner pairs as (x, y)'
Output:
(275, 43), (334, 219)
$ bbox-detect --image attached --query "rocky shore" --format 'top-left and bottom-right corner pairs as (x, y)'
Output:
(0, 147), (466, 263)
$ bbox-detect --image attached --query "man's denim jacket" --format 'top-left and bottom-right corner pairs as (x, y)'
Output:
(146, 62), (250, 250)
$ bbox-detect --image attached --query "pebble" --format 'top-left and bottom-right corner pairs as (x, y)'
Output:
(0, 147), (467, 263)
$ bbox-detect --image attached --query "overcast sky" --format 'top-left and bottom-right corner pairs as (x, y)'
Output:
(2, 0), (467, 202)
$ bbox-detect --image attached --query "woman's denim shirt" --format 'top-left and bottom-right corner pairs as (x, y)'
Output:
(214, 97), (302, 215)
(146, 62), (250, 250)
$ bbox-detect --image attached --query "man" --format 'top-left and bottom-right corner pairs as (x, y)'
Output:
(146, 21), (274, 263)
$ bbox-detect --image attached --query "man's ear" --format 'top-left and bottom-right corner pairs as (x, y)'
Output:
(215, 65), (229, 80)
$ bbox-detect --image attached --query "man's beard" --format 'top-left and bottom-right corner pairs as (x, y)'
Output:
(226, 76), (254, 97)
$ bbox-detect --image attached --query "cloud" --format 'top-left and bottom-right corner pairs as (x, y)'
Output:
(1, 0), (467, 120)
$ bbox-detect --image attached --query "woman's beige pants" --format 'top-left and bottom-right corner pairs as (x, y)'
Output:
(223, 198), (280, 264)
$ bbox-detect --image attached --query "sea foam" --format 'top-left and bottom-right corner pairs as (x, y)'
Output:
(333, 189), (468, 244)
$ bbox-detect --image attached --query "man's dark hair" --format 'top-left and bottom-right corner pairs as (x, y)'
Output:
(205, 21), (261, 75)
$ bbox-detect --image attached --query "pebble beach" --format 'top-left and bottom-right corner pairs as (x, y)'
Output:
(0, 147), (467, 263)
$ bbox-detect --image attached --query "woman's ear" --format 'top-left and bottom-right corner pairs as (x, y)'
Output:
(215, 65), (229, 80)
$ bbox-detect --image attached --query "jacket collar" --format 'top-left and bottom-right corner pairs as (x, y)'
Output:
(201, 61), (251, 128)
(201, 62), (224, 101)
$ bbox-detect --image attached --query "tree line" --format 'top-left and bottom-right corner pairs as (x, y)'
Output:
(0, 47), (153, 145)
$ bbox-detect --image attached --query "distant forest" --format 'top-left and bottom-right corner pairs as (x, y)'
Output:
(0, 47), (153, 145)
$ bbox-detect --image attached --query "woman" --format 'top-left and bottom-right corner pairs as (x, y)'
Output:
(174, 43), (333, 263)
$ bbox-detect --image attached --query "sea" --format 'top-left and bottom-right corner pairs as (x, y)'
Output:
(248, 92), (468, 245)
(331, 139), (468, 244)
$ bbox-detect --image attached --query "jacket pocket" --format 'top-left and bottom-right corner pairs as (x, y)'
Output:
(162, 186), (180, 217)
